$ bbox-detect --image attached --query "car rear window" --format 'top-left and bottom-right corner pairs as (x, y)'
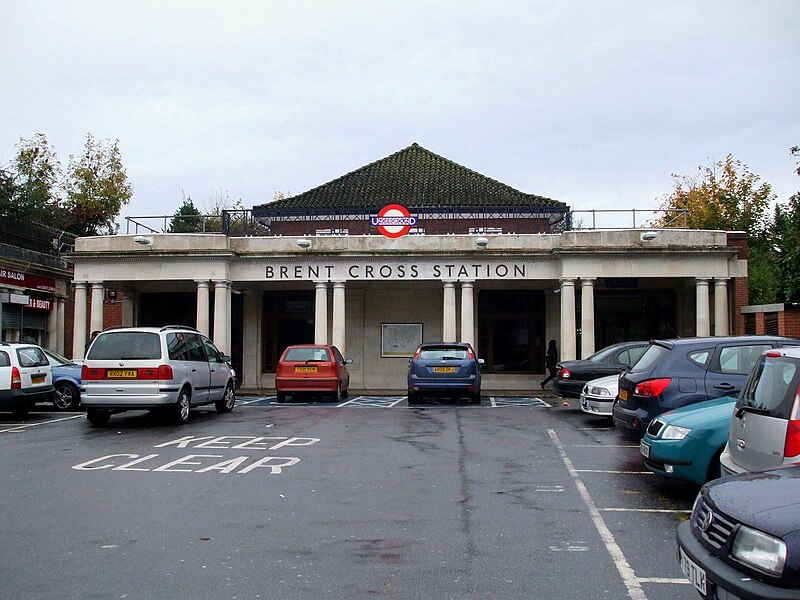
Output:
(87, 332), (162, 360)
(0, 351), (10, 367)
(283, 347), (330, 362)
(629, 344), (668, 373)
(738, 356), (800, 419)
(16, 347), (48, 367)
(419, 347), (469, 360)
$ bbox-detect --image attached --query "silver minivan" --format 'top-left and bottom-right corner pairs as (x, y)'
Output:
(81, 326), (236, 426)
(720, 346), (800, 475)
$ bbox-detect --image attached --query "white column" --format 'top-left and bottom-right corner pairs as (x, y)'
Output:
(213, 280), (229, 354)
(443, 281), (457, 342)
(560, 278), (577, 361)
(89, 282), (104, 336)
(46, 300), (58, 351)
(314, 281), (328, 344)
(460, 281), (475, 348)
(196, 280), (210, 336)
(580, 278), (596, 359)
(121, 292), (136, 327)
(242, 290), (262, 389)
(72, 282), (88, 360)
(696, 278), (711, 337)
(226, 283), (232, 343)
(332, 281), (346, 355)
(714, 278), (730, 336)
(56, 297), (65, 355)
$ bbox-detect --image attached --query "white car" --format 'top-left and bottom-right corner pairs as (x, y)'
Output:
(0, 342), (54, 416)
(579, 374), (619, 417)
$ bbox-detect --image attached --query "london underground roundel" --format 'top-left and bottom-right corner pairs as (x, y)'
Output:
(370, 204), (418, 239)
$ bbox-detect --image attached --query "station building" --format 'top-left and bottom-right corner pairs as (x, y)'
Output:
(68, 143), (748, 393)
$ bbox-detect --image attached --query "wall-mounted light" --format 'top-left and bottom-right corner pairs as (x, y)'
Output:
(134, 235), (153, 246)
(475, 236), (489, 249)
(640, 231), (659, 241)
(297, 239), (311, 250)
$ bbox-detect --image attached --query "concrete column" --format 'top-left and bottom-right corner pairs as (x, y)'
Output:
(714, 278), (730, 336)
(89, 282), (104, 336)
(580, 278), (596, 359)
(314, 281), (329, 344)
(46, 299), (58, 351)
(121, 292), (137, 327)
(443, 281), (457, 342)
(72, 282), (88, 360)
(213, 280), (230, 354)
(56, 297), (65, 355)
(460, 281), (475, 348)
(332, 281), (346, 355)
(696, 278), (711, 337)
(196, 280), (210, 336)
(242, 290), (262, 390)
(560, 278), (577, 361)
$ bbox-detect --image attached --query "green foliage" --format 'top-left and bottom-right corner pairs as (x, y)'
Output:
(5, 134), (63, 226)
(169, 195), (203, 233)
(747, 240), (779, 305)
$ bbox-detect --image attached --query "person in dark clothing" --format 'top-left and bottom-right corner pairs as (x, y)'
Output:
(540, 339), (559, 389)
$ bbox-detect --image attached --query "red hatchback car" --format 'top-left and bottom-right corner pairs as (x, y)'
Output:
(275, 345), (352, 403)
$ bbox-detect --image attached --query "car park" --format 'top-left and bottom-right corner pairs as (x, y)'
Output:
(640, 395), (735, 486)
(614, 335), (800, 440)
(407, 342), (482, 405)
(0, 342), (54, 416)
(553, 341), (648, 398)
(579, 374), (618, 417)
(720, 346), (800, 476)
(275, 344), (351, 403)
(81, 326), (236, 426)
(677, 465), (800, 599)
(43, 348), (82, 411)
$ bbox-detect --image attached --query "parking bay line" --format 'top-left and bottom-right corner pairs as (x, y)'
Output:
(575, 469), (653, 475)
(0, 414), (84, 433)
(600, 508), (691, 514)
(549, 428), (648, 600)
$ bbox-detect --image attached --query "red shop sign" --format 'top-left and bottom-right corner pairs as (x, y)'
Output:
(0, 267), (56, 293)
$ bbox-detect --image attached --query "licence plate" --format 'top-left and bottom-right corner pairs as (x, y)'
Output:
(31, 373), (46, 384)
(295, 366), (318, 373)
(640, 440), (650, 459)
(619, 389), (628, 402)
(106, 369), (137, 378)
(679, 546), (707, 595)
(433, 367), (457, 373)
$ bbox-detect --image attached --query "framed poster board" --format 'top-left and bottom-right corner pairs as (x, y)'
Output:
(381, 323), (423, 358)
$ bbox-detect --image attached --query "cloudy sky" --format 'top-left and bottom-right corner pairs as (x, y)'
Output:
(2, 1), (798, 229)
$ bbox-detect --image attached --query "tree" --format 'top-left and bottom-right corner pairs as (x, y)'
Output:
(0, 167), (18, 216)
(62, 134), (133, 236)
(169, 195), (203, 232)
(770, 146), (800, 302)
(6, 134), (63, 226)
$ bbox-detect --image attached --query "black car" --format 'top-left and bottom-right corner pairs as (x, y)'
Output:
(677, 465), (800, 599)
(552, 341), (649, 398)
(613, 335), (800, 440)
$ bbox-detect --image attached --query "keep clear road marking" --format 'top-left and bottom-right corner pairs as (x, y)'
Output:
(0, 414), (84, 433)
(548, 428), (648, 600)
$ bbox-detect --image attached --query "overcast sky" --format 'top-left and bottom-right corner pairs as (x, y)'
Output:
(2, 1), (798, 230)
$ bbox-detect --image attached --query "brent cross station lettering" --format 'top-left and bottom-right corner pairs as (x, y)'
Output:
(265, 261), (528, 281)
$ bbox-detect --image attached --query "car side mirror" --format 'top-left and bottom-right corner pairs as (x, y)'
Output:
(345, 358), (353, 365)
(478, 359), (485, 365)
(222, 354), (232, 364)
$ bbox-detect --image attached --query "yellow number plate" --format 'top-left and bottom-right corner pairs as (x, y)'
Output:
(295, 366), (318, 373)
(107, 369), (137, 378)
(433, 367), (457, 373)
(31, 374), (46, 384)
(619, 389), (628, 401)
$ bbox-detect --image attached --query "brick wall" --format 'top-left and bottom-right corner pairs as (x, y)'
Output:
(272, 216), (551, 236)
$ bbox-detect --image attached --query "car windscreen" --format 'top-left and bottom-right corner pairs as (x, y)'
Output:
(44, 349), (74, 366)
(737, 356), (800, 419)
(628, 344), (668, 374)
(419, 348), (469, 360)
(283, 347), (330, 362)
(87, 332), (162, 360)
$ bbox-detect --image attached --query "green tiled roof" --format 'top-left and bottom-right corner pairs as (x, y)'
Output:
(253, 143), (565, 215)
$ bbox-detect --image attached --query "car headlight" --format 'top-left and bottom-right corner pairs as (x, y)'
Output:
(732, 525), (786, 576)
(591, 387), (612, 396)
(660, 425), (691, 440)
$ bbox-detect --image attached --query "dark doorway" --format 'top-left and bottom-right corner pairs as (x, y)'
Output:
(478, 290), (545, 374)
(261, 291), (315, 372)
(139, 293), (196, 327)
(594, 290), (676, 348)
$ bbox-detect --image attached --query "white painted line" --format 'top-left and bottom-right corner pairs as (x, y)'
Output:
(601, 508), (691, 514)
(637, 578), (691, 585)
(0, 414), (84, 433)
(238, 398), (265, 405)
(537, 398), (552, 407)
(336, 397), (360, 407)
(490, 396), (497, 408)
(576, 469), (653, 475)
(549, 428), (648, 600)
(388, 397), (405, 408)
(570, 444), (640, 448)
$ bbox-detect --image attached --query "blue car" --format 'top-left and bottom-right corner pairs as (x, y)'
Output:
(639, 395), (736, 486)
(407, 342), (482, 405)
(43, 349), (82, 411)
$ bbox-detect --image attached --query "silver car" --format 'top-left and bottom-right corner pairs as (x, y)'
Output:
(81, 326), (236, 426)
(720, 346), (800, 475)
(579, 374), (618, 417)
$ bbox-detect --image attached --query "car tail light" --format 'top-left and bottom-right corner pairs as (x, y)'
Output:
(412, 347), (422, 360)
(157, 365), (174, 380)
(634, 378), (672, 397)
(559, 367), (571, 379)
(467, 346), (476, 360)
(785, 419), (800, 459)
(11, 366), (21, 389)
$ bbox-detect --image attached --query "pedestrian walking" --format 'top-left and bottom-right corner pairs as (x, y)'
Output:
(540, 339), (558, 389)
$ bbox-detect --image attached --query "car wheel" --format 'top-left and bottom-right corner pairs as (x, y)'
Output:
(276, 392), (288, 403)
(470, 393), (481, 404)
(11, 404), (29, 417)
(332, 383), (344, 403)
(215, 382), (235, 413)
(53, 381), (80, 411)
(408, 392), (421, 405)
(172, 388), (191, 424)
(86, 409), (110, 426)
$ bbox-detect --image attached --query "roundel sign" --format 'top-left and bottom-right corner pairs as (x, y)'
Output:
(370, 204), (418, 239)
